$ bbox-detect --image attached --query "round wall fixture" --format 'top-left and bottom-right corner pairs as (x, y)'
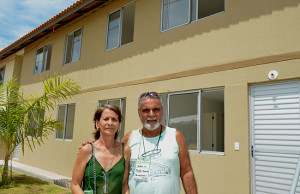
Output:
(268, 70), (278, 80)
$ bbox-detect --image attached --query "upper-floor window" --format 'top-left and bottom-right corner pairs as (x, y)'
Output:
(98, 98), (126, 141)
(106, 2), (135, 50)
(34, 44), (52, 74)
(160, 87), (224, 154)
(56, 104), (76, 140)
(63, 28), (83, 65)
(161, 0), (225, 31)
(0, 66), (5, 85)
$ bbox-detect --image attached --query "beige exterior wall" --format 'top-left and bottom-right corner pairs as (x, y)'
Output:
(0, 55), (18, 82)
(5, 0), (300, 193)
(0, 51), (23, 160)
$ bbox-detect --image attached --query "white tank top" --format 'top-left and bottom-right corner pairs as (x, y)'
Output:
(128, 126), (181, 194)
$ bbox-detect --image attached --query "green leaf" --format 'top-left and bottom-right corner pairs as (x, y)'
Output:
(0, 74), (80, 185)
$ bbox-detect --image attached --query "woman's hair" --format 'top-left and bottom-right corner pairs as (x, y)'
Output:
(93, 103), (123, 140)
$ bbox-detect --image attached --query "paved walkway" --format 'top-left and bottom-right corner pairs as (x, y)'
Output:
(0, 160), (71, 189)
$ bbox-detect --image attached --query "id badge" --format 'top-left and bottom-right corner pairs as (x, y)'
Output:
(84, 190), (93, 194)
(134, 157), (150, 182)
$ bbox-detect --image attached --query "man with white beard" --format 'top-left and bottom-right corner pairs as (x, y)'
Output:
(122, 92), (198, 194)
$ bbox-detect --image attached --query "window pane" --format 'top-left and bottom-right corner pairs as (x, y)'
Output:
(29, 108), (45, 137)
(201, 89), (224, 152)
(56, 105), (66, 139)
(27, 110), (36, 135)
(65, 35), (73, 64)
(107, 11), (121, 50)
(160, 93), (168, 126)
(98, 100), (105, 107)
(198, 0), (224, 19)
(65, 104), (75, 139)
(169, 92), (198, 150)
(34, 48), (44, 74)
(107, 99), (121, 107)
(45, 44), (52, 71)
(162, 0), (190, 31)
(27, 110), (40, 137)
(119, 99), (126, 140)
(191, 0), (198, 21)
(121, 3), (135, 45)
(72, 29), (82, 62)
(37, 109), (45, 137)
(34, 44), (51, 74)
(0, 67), (4, 84)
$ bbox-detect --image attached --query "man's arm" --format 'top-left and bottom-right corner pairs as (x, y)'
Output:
(176, 130), (198, 194)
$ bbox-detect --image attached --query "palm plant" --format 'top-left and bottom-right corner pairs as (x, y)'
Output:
(0, 74), (80, 186)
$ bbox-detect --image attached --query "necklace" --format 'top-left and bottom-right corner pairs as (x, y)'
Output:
(141, 125), (163, 157)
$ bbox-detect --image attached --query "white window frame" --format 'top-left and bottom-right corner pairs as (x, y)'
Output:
(98, 98), (126, 142)
(161, 0), (225, 32)
(200, 87), (225, 155)
(164, 88), (224, 155)
(34, 43), (52, 74)
(63, 28), (83, 65)
(161, 0), (191, 32)
(0, 66), (5, 85)
(56, 104), (75, 140)
(105, 2), (135, 51)
(166, 90), (201, 153)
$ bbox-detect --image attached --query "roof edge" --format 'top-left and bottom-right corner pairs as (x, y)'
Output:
(0, 0), (106, 60)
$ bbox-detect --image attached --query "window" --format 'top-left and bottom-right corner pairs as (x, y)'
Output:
(160, 88), (224, 153)
(0, 66), (5, 85)
(56, 104), (76, 140)
(63, 28), (83, 64)
(106, 2), (135, 50)
(161, 0), (225, 31)
(98, 98), (126, 141)
(27, 108), (45, 137)
(34, 44), (52, 74)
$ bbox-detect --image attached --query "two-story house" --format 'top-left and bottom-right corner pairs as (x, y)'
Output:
(1, 0), (300, 193)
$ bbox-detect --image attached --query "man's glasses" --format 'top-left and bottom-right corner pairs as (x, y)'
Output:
(139, 91), (159, 99)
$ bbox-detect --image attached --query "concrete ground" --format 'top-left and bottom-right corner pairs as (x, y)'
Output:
(0, 160), (71, 189)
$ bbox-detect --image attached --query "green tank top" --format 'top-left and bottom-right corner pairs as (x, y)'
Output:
(82, 143), (125, 194)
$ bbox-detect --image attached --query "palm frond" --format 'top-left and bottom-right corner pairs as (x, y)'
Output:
(38, 74), (81, 111)
(0, 74), (80, 185)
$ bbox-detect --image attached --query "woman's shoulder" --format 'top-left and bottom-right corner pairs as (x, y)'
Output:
(79, 143), (93, 155)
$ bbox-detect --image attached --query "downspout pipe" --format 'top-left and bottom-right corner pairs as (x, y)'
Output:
(290, 155), (300, 194)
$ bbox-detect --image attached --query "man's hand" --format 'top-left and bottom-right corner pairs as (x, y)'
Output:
(77, 140), (95, 155)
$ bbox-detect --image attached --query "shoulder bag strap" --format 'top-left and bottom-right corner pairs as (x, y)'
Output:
(93, 143), (96, 194)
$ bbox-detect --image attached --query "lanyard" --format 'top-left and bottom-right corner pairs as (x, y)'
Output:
(138, 125), (162, 158)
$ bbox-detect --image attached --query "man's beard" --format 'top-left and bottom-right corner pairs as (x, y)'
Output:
(143, 117), (160, 131)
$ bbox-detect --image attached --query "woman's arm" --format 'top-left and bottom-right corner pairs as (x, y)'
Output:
(71, 144), (92, 194)
(122, 144), (131, 194)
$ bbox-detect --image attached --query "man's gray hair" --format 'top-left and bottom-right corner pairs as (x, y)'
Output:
(138, 93), (163, 111)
